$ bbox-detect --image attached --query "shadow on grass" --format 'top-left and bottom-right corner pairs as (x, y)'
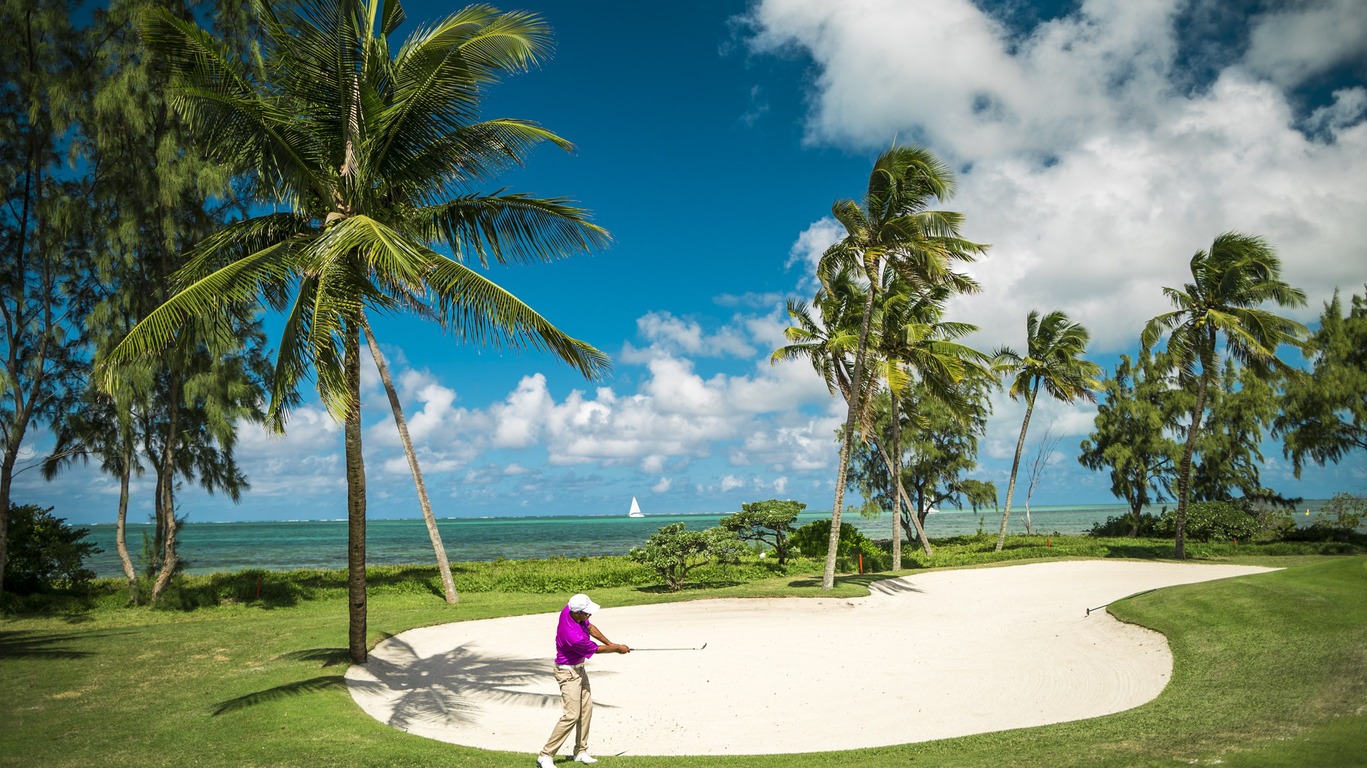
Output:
(212, 675), (347, 715)
(276, 647), (350, 668)
(1099, 543), (1179, 559)
(153, 566), (452, 612)
(635, 580), (744, 594)
(0, 629), (130, 659)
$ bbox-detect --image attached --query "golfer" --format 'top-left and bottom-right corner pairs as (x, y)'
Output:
(537, 593), (629, 766)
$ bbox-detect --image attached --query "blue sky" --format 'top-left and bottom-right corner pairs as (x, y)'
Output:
(20, 0), (1367, 524)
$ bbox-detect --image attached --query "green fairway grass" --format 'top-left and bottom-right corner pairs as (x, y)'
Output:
(2, 553), (1363, 767)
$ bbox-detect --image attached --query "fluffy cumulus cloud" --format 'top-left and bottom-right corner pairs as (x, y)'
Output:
(481, 346), (834, 473)
(746, 0), (1367, 353)
(1243, 0), (1367, 88)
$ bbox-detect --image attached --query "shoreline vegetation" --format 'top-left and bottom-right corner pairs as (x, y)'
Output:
(1, 546), (1363, 766)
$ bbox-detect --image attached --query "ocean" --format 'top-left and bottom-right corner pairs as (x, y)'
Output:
(81, 503), (1172, 578)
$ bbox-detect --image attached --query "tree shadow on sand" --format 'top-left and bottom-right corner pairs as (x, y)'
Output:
(786, 573), (917, 591)
(867, 577), (923, 595)
(357, 637), (614, 731)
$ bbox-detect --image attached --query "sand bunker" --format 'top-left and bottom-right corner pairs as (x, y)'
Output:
(346, 560), (1273, 756)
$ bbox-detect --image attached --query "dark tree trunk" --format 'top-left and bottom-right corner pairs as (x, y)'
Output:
(345, 325), (369, 663)
(151, 378), (182, 601)
(0, 449), (14, 595)
(1174, 373), (1209, 560)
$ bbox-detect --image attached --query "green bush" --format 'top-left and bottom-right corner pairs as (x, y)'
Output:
(789, 518), (885, 571)
(1089, 511), (1163, 537)
(3, 504), (100, 595)
(1157, 500), (1262, 542)
(1313, 493), (1366, 537)
(720, 499), (803, 564)
(629, 523), (741, 591)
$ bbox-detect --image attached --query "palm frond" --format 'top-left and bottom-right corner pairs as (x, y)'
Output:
(139, 6), (331, 207)
(98, 241), (296, 386)
(424, 251), (610, 380)
(419, 192), (610, 267)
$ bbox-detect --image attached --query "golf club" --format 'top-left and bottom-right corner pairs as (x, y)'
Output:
(630, 642), (707, 651)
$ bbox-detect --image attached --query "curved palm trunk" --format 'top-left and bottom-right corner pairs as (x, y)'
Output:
(362, 323), (458, 605)
(995, 383), (1038, 552)
(876, 441), (932, 556)
(117, 440), (137, 603)
(345, 325), (369, 664)
(889, 393), (903, 570)
(1173, 372), (1210, 560)
(824, 286), (878, 591)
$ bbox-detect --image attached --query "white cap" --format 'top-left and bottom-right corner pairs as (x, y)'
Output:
(567, 593), (600, 614)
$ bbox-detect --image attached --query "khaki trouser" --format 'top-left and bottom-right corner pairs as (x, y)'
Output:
(541, 663), (592, 757)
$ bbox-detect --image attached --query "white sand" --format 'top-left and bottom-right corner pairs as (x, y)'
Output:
(346, 560), (1273, 756)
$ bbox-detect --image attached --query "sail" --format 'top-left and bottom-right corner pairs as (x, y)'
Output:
(628, 496), (644, 517)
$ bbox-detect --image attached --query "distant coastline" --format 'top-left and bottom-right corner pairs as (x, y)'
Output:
(83, 501), (1331, 578)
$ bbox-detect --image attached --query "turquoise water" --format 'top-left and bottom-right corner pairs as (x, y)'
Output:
(83, 501), (1328, 578)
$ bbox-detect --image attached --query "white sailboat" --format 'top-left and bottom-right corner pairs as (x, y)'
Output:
(627, 496), (645, 518)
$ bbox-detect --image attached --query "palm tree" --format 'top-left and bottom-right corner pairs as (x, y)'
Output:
(813, 146), (985, 591)
(107, 1), (611, 662)
(362, 318), (457, 604)
(872, 281), (992, 566)
(992, 310), (1101, 553)
(772, 264), (867, 423)
(1142, 232), (1306, 559)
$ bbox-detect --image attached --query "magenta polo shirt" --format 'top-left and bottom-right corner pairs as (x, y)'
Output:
(554, 605), (598, 666)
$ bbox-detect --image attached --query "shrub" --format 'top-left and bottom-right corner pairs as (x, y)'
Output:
(3, 504), (100, 595)
(1157, 500), (1262, 542)
(1288, 493), (1367, 543)
(629, 523), (740, 591)
(1089, 511), (1163, 537)
(789, 518), (885, 571)
(720, 499), (804, 564)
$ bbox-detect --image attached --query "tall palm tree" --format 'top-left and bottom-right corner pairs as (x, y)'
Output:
(813, 146), (985, 591)
(106, 0), (611, 662)
(872, 280), (992, 566)
(992, 310), (1101, 552)
(1142, 232), (1306, 559)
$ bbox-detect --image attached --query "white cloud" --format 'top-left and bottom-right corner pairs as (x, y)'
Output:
(492, 373), (555, 448)
(785, 217), (843, 294)
(1242, 0), (1367, 88)
(651, 476), (673, 493)
(746, 0), (1367, 356)
(621, 310), (757, 362)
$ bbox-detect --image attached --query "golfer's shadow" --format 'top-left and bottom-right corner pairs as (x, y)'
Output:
(360, 638), (618, 730)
